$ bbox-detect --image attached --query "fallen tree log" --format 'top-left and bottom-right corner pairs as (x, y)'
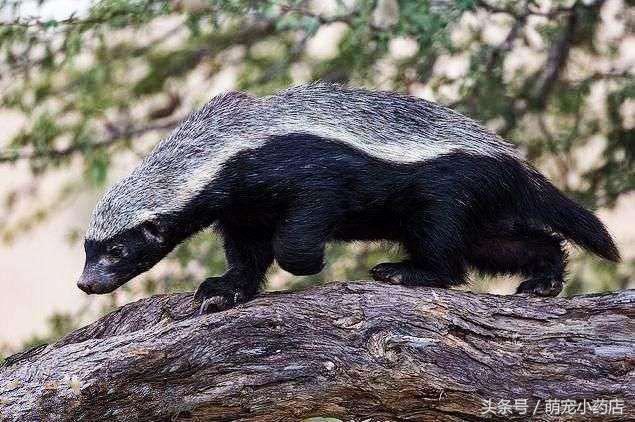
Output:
(0, 282), (633, 421)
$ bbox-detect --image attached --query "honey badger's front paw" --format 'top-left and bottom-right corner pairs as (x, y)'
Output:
(192, 277), (247, 315)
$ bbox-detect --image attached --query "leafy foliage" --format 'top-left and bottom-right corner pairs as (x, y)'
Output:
(0, 0), (633, 348)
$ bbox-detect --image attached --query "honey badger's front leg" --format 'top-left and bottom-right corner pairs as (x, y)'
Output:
(193, 222), (273, 314)
(193, 204), (334, 314)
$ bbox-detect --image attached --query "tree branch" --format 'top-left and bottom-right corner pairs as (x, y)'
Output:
(0, 119), (181, 163)
(0, 282), (632, 421)
(0, 0), (164, 30)
(475, 0), (604, 19)
(531, 7), (579, 109)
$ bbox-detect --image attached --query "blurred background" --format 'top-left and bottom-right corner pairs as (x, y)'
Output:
(0, 0), (633, 358)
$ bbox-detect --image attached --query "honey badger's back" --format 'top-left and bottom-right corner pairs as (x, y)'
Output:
(261, 84), (520, 162)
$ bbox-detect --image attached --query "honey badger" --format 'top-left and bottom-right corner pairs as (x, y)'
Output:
(78, 83), (620, 313)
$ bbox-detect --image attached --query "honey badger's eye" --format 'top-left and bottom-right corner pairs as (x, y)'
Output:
(107, 245), (126, 259)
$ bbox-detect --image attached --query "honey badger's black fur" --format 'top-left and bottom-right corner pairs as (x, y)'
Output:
(79, 85), (620, 313)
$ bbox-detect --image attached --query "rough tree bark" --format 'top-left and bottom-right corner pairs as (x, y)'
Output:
(0, 282), (633, 421)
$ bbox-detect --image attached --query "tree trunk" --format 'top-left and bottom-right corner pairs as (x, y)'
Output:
(0, 282), (633, 421)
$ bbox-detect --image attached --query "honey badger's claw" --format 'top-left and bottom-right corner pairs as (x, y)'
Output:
(198, 296), (232, 315)
(193, 277), (247, 315)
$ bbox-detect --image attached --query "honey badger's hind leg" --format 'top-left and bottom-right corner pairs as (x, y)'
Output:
(466, 227), (567, 297)
(194, 222), (274, 314)
(371, 214), (469, 288)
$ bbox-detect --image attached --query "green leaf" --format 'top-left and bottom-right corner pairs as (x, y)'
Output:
(86, 151), (110, 187)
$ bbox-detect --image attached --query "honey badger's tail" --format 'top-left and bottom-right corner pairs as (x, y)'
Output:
(523, 166), (621, 262)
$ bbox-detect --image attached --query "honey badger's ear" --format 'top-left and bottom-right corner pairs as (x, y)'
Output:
(141, 220), (164, 243)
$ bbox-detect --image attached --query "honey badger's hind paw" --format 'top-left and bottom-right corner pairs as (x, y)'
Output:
(192, 277), (247, 315)
(516, 277), (563, 297)
(370, 262), (406, 284)
(370, 262), (456, 288)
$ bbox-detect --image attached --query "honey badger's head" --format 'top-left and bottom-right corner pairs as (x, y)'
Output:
(78, 149), (221, 294)
(78, 140), (229, 293)
(78, 170), (198, 294)
(78, 167), (221, 294)
(79, 217), (177, 294)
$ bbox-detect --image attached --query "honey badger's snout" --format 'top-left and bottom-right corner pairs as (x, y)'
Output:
(77, 264), (122, 294)
(76, 273), (94, 294)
